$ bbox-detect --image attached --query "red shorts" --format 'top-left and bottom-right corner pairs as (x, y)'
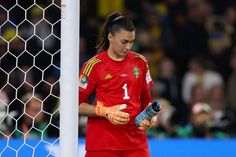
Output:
(85, 148), (150, 157)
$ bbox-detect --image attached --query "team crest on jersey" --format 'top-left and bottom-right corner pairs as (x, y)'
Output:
(79, 75), (89, 89)
(133, 67), (140, 78)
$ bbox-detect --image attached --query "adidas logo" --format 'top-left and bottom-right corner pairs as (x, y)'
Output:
(105, 74), (112, 79)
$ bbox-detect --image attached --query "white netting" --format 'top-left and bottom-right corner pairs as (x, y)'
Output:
(0, 0), (61, 156)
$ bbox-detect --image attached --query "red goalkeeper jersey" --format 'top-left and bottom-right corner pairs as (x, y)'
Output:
(79, 50), (153, 151)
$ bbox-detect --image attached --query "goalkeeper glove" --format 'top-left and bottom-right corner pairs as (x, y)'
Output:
(139, 115), (158, 130)
(95, 101), (130, 125)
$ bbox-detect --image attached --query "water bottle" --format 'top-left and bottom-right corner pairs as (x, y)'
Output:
(135, 101), (161, 126)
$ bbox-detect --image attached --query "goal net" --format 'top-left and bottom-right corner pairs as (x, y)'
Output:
(0, 0), (79, 156)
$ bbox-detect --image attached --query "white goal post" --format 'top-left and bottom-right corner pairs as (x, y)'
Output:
(60, 0), (79, 157)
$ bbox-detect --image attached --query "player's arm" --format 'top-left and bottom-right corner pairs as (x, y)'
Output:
(79, 57), (100, 117)
(139, 81), (158, 130)
(78, 92), (96, 116)
(79, 102), (130, 125)
(139, 63), (158, 130)
(79, 92), (130, 125)
(79, 103), (97, 117)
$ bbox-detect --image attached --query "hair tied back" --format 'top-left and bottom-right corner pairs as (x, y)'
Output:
(112, 16), (125, 23)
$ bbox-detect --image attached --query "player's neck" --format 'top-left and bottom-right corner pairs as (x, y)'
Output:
(107, 49), (126, 61)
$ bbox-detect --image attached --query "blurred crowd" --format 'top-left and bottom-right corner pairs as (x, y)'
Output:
(0, 0), (236, 139)
(0, 0), (61, 139)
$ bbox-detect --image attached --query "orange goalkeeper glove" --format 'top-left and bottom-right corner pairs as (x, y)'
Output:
(95, 101), (130, 125)
(138, 115), (158, 130)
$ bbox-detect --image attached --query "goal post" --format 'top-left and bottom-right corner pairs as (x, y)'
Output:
(60, 0), (79, 157)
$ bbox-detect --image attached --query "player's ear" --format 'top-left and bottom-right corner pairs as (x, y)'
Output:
(108, 33), (113, 41)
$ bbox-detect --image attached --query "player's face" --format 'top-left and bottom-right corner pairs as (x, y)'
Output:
(108, 29), (135, 60)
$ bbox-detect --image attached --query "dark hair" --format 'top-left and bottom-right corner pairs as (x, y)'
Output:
(96, 12), (135, 53)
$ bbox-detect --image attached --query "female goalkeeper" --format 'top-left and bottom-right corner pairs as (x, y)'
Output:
(79, 12), (157, 157)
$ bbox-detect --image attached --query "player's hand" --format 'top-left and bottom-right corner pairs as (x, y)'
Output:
(138, 115), (158, 130)
(95, 101), (130, 125)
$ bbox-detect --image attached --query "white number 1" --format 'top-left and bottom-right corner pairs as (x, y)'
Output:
(122, 83), (130, 100)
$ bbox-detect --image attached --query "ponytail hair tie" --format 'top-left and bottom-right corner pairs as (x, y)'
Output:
(112, 16), (124, 23)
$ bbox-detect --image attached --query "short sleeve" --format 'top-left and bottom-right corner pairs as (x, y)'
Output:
(79, 57), (101, 101)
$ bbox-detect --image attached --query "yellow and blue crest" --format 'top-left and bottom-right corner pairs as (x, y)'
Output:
(133, 67), (140, 78)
